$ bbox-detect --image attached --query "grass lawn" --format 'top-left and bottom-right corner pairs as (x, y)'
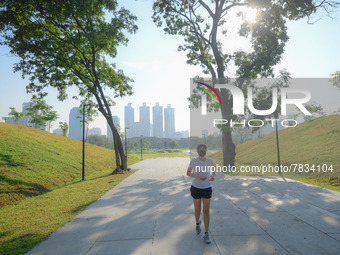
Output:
(211, 116), (340, 192)
(0, 123), (190, 254)
(0, 169), (137, 255)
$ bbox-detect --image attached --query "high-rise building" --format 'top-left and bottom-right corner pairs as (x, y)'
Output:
(69, 107), (82, 140)
(107, 115), (120, 138)
(152, 102), (163, 138)
(124, 103), (134, 138)
(139, 102), (150, 137)
(164, 104), (175, 138)
(88, 127), (102, 136)
(19, 102), (30, 127)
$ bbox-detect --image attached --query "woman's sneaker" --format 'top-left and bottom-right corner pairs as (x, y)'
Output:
(196, 220), (201, 235)
(203, 232), (211, 244)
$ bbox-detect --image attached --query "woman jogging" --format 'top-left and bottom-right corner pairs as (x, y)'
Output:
(187, 144), (216, 244)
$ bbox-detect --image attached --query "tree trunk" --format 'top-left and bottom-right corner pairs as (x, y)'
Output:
(94, 82), (128, 173)
(210, 12), (236, 167)
(217, 80), (236, 167)
(221, 125), (235, 167)
(107, 117), (127, 173)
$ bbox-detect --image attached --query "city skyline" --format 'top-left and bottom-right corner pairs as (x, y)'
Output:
(124, 102), (181, 139)
(2, 100), (188, 139)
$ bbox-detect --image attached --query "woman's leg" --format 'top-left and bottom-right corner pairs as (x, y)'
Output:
(193, 198), (201, 223)
(202, 198), (211, 232)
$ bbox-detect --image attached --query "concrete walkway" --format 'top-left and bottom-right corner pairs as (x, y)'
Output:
(26, 157), (340, 255)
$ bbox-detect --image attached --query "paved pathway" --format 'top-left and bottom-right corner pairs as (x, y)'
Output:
(26, 157), (340, 255)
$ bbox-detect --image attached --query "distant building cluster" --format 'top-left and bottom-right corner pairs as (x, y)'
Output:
(66, 103), (185, 141)
(3, 102), (189, 141)
(124, 102), (180, 139)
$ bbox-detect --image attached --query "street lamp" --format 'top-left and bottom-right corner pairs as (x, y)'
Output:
(82, 104), (90, 181)
(124, 127), (129, 159)
(275, 118), (281, 175)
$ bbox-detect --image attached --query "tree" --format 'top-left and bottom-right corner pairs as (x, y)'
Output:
(87, 134), (108, 148)
(144, 141), (151, 150)
(233, 128), (252, 145)
(0, 0), (137, 172)
(331, 70), (340, 89)
(169, 140), (178, 148)
(153, 0), (338, 166)
(297, 101), (325, 120)
(59, 122), (69, 137)
(25, 95), (58, 130)
(8, 107), (25, 124)
(331, 70), (340, 114)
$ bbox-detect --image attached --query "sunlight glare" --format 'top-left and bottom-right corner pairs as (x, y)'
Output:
(245, 7), (257, 23)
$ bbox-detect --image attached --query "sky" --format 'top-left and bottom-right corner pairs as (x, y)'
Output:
(0, 0), (339, 136)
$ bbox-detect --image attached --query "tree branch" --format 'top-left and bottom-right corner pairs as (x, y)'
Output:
(198, 0), (214, 17)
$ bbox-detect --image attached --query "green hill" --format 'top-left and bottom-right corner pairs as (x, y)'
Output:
(211, 115), (340, 189)
(0, 123), (142, 255)
(0, 123), (137, 208)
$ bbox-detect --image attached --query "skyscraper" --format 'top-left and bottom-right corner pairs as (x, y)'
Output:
(19, 102), (30, 127)
(164, 104), (175, 138)
(69, 107), (82, 140)
(139, 102), (150, 137)
(88, 127), (102, 136)
(124, 103), (134, 137)
(152, 102), (163, 138)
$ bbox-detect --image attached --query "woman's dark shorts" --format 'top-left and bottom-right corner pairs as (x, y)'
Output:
(190, 185), (212, 199)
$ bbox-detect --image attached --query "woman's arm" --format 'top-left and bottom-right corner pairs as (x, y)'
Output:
(186, 167), (192, 177)
(187, 167), (207, 181)
(209, 163), (216, 181)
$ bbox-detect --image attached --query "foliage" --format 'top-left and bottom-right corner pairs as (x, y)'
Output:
(127, 137), (189, 150)
(58, 121), (69, 137)
(25, 95), (58, 129)
(303, 102), (325, 120)
(169, 140), (178, 148)
(144, 141), (151, 150)
(189, 135), (222, 149)
(152, 0), (339, 166)
(8, 107), (25, 124)
(0, 0), (138, 170)
(87, 134), (114, 149)
(152, 0), (338, 80)
(331, 70), (340, 89)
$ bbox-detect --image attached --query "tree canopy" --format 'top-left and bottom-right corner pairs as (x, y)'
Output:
(153, 0), (338, 80)
(25, 95), (58, 129)
(8, 107), (25, 124)
(153, 0), (339, 166)
(0, 0), (138, 171)
(331, 70), (340, 89)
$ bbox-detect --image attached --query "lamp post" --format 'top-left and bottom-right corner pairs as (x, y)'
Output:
(82, 104), (90, 181)
(124, 127), (129, 159)
(275, 119), (281, 175)
(141, 135), (143, 160)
